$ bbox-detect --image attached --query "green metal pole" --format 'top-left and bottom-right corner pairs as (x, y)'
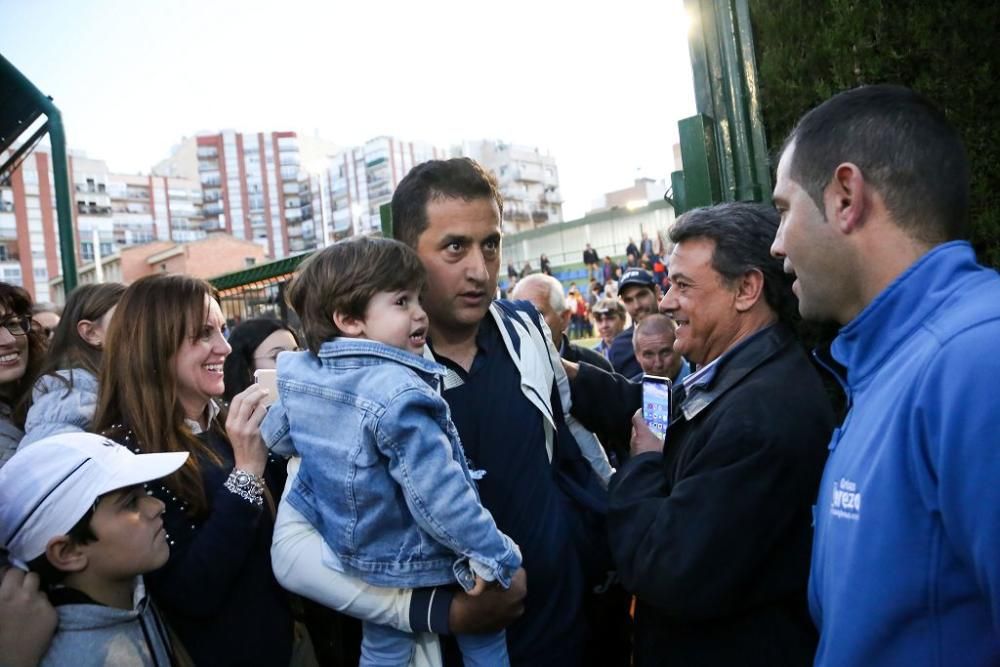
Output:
(46, 109), (77, 293)
(678, 0), (771, 206)
(0, 55), (78, 293)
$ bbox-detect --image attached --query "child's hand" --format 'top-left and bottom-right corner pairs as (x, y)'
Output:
(468, 575), (488, 597)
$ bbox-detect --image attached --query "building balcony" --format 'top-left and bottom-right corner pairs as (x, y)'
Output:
(77, 203), (112, 216)
(501, 185), (527, 201)
(74, 183), (107, 194)
(285, 208), (303, 222)
(0, 245), (19, 262)
(531, 210), (549, 224)
(542, 188), (562, 204)
(512, 166), (548, 183)
(202, 177), (221, 187)
(197, 147), (218, 159)
(203, 204), (224, 217)
(368, 186), (391, 201)
(125, 190), (150, 200)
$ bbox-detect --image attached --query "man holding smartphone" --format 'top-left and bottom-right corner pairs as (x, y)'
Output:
(565, 202), (834, 666)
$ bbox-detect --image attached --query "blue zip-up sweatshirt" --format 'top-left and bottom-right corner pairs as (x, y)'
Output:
(810, 241), (1000, 666)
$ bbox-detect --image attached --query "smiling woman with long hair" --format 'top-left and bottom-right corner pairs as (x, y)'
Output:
(21, 282), (125, 446)
(0, 282), (46, 466)
(91, 274), (293, 667)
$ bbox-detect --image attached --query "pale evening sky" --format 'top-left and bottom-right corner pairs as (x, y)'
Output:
(0, 0), (696, 219)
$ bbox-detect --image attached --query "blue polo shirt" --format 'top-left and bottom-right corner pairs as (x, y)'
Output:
(433, 316), (587, 666)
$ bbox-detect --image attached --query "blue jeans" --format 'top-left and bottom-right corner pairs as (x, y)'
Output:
(362, 620), (509, 667)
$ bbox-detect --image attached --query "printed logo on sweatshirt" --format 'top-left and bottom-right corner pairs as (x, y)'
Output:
(830, 477), (862, 521)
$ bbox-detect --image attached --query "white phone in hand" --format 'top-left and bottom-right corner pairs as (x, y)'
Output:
(254, 368), (278, 407)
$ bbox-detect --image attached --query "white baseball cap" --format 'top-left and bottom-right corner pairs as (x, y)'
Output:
(0, 432), (188, 566)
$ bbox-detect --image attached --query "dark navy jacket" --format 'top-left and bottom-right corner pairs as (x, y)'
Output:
(142, 427), (293, 667)
(572, 325), (834, 666)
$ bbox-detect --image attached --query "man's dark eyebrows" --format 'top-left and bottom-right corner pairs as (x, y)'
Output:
(669, 271), (693, 283)
(439, 234), (470, 248)
(483, 232), (502, 245)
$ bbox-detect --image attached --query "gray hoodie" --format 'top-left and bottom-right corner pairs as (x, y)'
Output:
(21, 368), (99, 448)
(42, 579), (176, 667)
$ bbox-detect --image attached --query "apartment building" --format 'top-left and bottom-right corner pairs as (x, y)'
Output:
(156, 131), (323, 257)
(0, 149), (59, 302)
(456, 140), (563, 233)
(589, 177), (669, 213)
(318, 136), (446, 242)
(0, 146), (206, 302)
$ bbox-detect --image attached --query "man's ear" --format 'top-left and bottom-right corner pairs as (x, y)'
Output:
(825, 163), (868, 234)
(45, 535), (89, 574)
(77, 319), (102, 349)
(560, 309), (572, 331)
(733, 269), (765, 313)
(332, 311), (365, 338)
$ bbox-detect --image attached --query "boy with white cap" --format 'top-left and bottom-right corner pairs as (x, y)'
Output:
(0, 432), (188, 666)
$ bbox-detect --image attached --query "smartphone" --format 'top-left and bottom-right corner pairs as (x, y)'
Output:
(641, 374), (673, 440)
(254, 368), (278, 407)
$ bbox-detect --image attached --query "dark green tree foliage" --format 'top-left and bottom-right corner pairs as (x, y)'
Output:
(749, 0), (1000, 266)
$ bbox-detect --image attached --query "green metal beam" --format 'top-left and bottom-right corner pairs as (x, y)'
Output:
(48, 111), (76, 292)
(677, 115), (723, 209)
(380, 202), (393, 239)
(209, 252), (311, 291)
(677, 0), (771, 209)
(0, 54), (78, 293)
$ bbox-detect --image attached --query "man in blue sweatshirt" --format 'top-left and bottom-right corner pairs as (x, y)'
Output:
(771, 84), (1000, 666)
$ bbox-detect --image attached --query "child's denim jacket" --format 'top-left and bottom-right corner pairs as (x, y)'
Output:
(261, 338), (521, 591)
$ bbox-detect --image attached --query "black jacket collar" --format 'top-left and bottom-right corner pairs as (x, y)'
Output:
(678, 324), (792, 422)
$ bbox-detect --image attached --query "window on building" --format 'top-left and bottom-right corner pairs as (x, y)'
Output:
(1, 267), (22, 286)
(100, 242), (113, 257)
(244, 257), (256, 267)
(80, 242), (94, 261)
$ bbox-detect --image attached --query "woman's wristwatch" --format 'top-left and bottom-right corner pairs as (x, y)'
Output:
(224, 468), (265, 507)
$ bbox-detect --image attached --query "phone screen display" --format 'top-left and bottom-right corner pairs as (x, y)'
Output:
(642, 375), (672, 440)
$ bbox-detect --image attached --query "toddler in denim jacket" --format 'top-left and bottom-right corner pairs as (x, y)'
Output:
(262, 237), (521, 667)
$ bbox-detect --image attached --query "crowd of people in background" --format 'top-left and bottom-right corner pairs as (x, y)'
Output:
(1, 84), (999, 667)
(502, 234), (674, 350)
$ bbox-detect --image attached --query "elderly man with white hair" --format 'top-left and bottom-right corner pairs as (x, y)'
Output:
(511, 274), (613, 372)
